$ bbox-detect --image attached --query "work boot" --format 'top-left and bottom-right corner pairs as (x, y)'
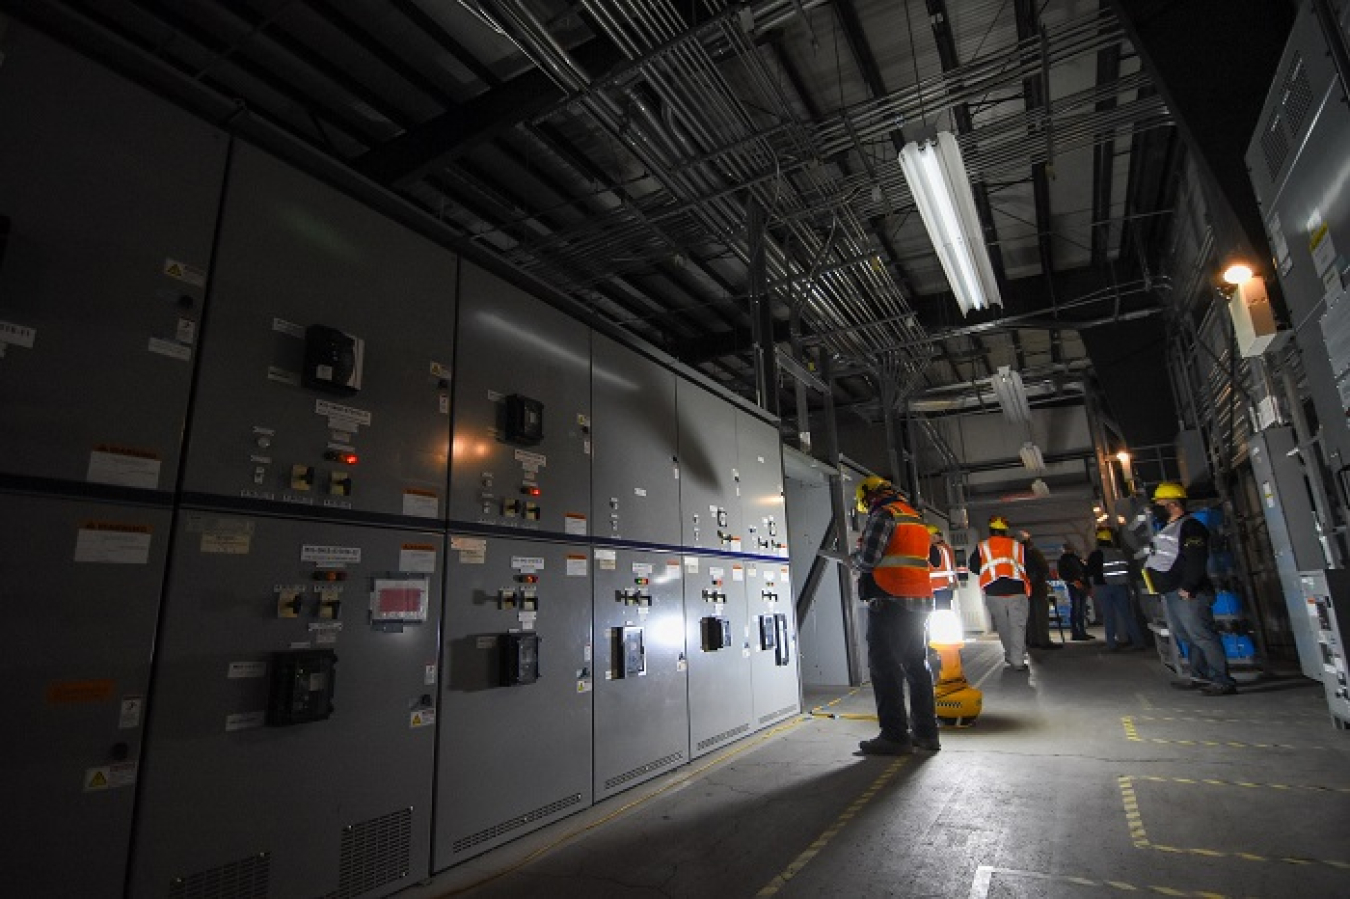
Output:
(912, 735), (942, 751)
(858, 736), (913, 755)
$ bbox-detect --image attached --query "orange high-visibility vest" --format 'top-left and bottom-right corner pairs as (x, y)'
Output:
(929, 543), (957, 590)
(872, 499), (934, 598)
(977, 536), (1030, 594)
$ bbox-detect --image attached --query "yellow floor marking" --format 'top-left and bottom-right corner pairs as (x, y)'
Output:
(1118, 775), (1350, 871)
(967, 865), (1257, 899)
(1121, 716), (1320, 750)
(757, 757), (909, 895)
(1134, 774), (1350, 793)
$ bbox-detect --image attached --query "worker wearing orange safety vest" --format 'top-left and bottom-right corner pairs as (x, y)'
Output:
(927, 525), (958, 611)
(968, 515), (1032, 670)
(847, 476), (939, 755)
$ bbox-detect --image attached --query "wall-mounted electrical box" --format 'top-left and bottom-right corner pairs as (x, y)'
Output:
(504, 394), (544, 446)
(700, 616), (733, 651)
(302, 324), (364, 396)
(266, 649), (337, 726)
(614, 626), (646, 678)
(500, 632), (540, 686)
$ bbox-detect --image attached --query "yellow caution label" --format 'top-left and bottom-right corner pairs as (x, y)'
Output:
(86, 770), (109, 791)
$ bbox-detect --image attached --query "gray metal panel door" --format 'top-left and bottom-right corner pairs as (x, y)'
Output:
(683, 554), (754, 758)
(749, 561), (802, 728)
(677, 380), (744, 551)
(131, 514), (442, 899)
(591, 333), (681, 546)
(448, 264), (592, 537)
(1248, 428), (1325, 678)
(182, 143), (457, 520)
(0, 23), (226, 487)
(0, 493), (170, 899)
(435, 535), (593, 867)
(592, 548), (689, 800)
(1245, 7), (1350, 467)
(737, 411), (788, 558)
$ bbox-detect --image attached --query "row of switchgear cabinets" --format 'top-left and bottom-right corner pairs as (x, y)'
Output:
(4, 499), (801, 899)
(0, 21), (787, 560)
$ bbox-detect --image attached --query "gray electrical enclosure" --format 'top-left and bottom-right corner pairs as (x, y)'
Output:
(448, 264), (592, 537)
(0, 22), (226, 489)
(592, 548), (689, 800)
(684, 554), (754, 758)
(591, 334), (681, 546)
(677, 380), (744, 552)
(737, 411), (788, 558)
(1246, 4), (1350, 469)
(181, 143), (457, 521)
(749, 561), (801, 729)
(0, 493), (170, 899)
(1248, 427), (1327, 678)
(131, 514), (442, 899)
(435, 535), (593, 866)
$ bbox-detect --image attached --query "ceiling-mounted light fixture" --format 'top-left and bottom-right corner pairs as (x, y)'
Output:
(898, 132), (1003, 316)
(1223, 262), (1254, 285)
(1019, 441), (1045, 471)
(990, 365), (1031, 424)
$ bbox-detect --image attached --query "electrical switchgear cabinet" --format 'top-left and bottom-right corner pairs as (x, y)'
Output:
(448, 263), (592, 538)
(131, 515), (442, 899)
(0, 23), (226, 489)
(1246, 4), (1350, 468)
(749, 563), (802, 730)
(435, 535), (594, 866)
(683, 555), (754, 758)
(0, 493), (172, 899)
(677, 380), (745, 552)
(736, 411), (788, 558)
(590, 333), (682, 546)
(592, 549), (690, 800)
(181, 142), (457, 521)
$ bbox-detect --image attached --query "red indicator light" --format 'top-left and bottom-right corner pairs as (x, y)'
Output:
(521, 485), (541, 496)
(516, 574), (539, 584)
(635, 577), (649, 586)
(324, 451), (359, 465)
(712, 579), (723, 587)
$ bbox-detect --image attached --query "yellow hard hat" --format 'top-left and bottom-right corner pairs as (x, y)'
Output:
(926, 524), (941, 535)
(1152, 481), (1187, 503)
(855, 475), (892, 512)
(988, 514), (1010, 531)
(1095, 527), (1113, 543)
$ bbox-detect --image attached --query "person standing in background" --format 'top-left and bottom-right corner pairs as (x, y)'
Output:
(928, 525), (958, 610)
(1021, 531), (1061, 650)
(1058, 543), (1093, 641)
(1086, 527), (1147, 651)
(969, 516), (1032, 670)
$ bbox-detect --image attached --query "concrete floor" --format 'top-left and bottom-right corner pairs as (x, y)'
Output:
(407, 631), (1350, 899)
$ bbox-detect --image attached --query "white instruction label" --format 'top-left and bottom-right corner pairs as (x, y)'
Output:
(119, 696), (144, 730)
(87, 450), (161, 490)
(147, 337), (192, 361)
(595, 548), (617, 570)
(74, 523), (152, 565)
(512, 556), (545, 572)
(565, 513), (587, 536)
(84, 762), (138, 792)
(0, 320), (37, 348)
(567, 554), (588, 577)
(515, 449), (547, 469)
(732, 566), (744, 582)
(301, 545), (361, 565)
(709, 567), (725, 579)
(633, 563), (654, 576)
(685, 557), (699, 574)
(202, 533), (251, 555)
(227, 661), (267, 680)
(399, 543), (438, 573)
(314, 400), (372, 427)
(225, 712), (266, 732)
(410, 708), (436, 729)
(402, 489), (439, 518)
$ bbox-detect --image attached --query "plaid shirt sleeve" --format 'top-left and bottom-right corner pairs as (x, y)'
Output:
(850, 508), (897, 573)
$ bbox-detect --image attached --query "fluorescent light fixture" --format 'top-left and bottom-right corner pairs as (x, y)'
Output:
(1030, 478), (1050, 498)
(898, 132), (1003, 315)
(990, 365), (1032, 424)
(1019, 441), (1045, 471)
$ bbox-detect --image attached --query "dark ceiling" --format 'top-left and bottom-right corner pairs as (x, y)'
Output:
(5, 0), (1297, 469)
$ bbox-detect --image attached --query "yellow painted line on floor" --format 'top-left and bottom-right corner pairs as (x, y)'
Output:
(1133, 774), (1350, 794)
(1118, 775), (1350, 871)
(1137, 715), (1326, 727)
(808, 687), (878, 721)
(1121, 716), (1319, 750)
(1154, 707), (1325, 718)
(757, 757), (909, 896)
(967, 865), (1258, 899)
(1136, 692), (1156, 710)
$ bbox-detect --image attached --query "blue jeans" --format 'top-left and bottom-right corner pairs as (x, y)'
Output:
(1162, 590), (1236, 686)
(933, 588), (954, 610)
(866, 599), (938, 743)
(1096, 584), (1146, 647)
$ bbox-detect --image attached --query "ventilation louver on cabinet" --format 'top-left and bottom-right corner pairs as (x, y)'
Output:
(1283, 55), (1314, 135)
(325, 807), (412, 899)
(168, 852), (270, 899)
(758, 703), (798, 725)
(451, 793), (583, 854)
(604, 750), (685, 790)
(696, 722), (750, 752)
(1262, 113), (1289, 182)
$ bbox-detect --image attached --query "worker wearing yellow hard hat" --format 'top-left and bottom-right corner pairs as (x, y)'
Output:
(968, 514), (1031, 670)
(847, 476), (941, 754)
(1144, 482), (1237, 695)
(1086, 526), (1146, 651)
